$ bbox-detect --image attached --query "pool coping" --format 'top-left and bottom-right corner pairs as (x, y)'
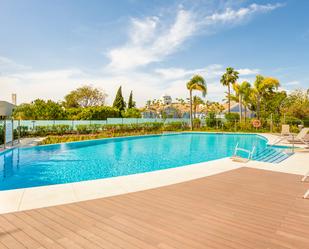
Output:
(0, 132), (308, 214)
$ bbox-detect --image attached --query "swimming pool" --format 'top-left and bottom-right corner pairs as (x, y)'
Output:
(0, 133), (268, 190)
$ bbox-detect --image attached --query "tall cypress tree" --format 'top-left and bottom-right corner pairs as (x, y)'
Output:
(128, 90), (136, 109)
(113, 86), (126, 111)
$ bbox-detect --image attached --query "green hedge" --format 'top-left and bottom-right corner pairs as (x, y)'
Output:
(225, 113), (240, 121)
(76, 124), (102, 134)
(0, 126), (3, 144)
(75, 106), (121, 120)
(33, 125), (72, 136)
(28, 122), (190, 137)
(285, 116), (303, 126)
(303, 118), (309, 127)
(206, 113), (216, 127)
(163, 121), (188, 131)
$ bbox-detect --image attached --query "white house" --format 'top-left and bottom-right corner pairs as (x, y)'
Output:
(0, 101), (15, 118)
(161, 94), (172, 105)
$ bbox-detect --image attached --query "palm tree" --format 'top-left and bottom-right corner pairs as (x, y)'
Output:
(220, 67), (239, 113)
(232, 81), (251, 122)
(253, 75), (280, 119)
(192, 96), (204, 119)
(186, 75), (207, 130)
(242, 82), (252, 122)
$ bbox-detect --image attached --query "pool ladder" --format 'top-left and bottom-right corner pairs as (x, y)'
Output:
(231, 143), (255, 163)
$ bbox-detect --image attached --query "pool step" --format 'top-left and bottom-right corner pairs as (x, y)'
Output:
(252, 147), (293, 164)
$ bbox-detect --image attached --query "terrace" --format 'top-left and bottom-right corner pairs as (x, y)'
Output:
(0, 166), (309, 249)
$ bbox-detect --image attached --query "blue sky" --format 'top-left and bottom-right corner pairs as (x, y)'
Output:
(0, 0), (308, 106)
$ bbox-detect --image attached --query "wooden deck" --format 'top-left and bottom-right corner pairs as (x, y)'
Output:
(0, 167), (309, 249)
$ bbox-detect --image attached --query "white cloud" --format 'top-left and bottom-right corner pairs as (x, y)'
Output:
(154, 67), (204, 80)
(0, 69), (86, 103)
(107, 9), (196, 71)
(205, 3), (283, 24)
(106, 3), (283, 71)
(285, 80), (300, 86)
(0, 59), (262, 106)
(237, 68), (260, 75)
(0, 56), (30, 73)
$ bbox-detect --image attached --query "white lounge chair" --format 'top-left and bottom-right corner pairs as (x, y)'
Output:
(281, 124), (290, 136)
(302, 171), (309, 199)
(301, 170), (309, 182)
(287, 128), (309, 145)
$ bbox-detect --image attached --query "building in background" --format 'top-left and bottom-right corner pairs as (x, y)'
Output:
(221, 101), (255, 118)
(161, 94), (172, 105)
(0, 101), (15, 119)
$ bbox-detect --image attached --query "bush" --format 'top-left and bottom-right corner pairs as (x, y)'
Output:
(33, 126), (50, 136)
(225, 113), (240, 122)
(303, 118), (309, 127)
(163, 121), (186, 131)
(76, 124), (101, 134)
(206, 112), (216, 127)
(192, 118), (201, 129)
(33, 125), (72, 136)
(122, 108), (142, 118)
(0, 125), (3, 144)
(285, 116), (303, 126)
(76, 106), (120, 120)
(223, 121), (235, 131)
(18, 126), (29, 137)
(290, 125), (300, 133)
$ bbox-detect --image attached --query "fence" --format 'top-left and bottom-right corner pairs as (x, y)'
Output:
(5, 118), (190, 130)
(0, 118), (190, 146)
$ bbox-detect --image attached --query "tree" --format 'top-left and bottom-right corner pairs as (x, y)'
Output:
(231, 81), (251, 122)
(64, 85), (107, 108)
(192, 96), (204, 118)
(77, 106), (120, 120)
(176, 98), (185, 105)
(113, 86), (126, 112)
(122, 108), (141, 118)
(128, 91), (136, 109)
(220, 67), (239, 113)
(253, 75), (280, 119)
(13, 99), (66, 120)
(186, 75), (207, 130)
(281, 89), (309, 119)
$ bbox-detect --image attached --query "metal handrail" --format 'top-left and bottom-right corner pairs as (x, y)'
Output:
(233, 143), (255, 160)
(268, 134), (295, 153)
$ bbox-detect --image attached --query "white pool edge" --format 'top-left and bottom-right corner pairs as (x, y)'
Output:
(0, 157), (244, 214)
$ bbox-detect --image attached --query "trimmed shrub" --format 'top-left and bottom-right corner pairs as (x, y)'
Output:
(285, 116), (303, 126)
(225, 112), (240, 122)
(303, 118), (309, 127)
(76, 106), (120, 120)
(33, 125), (72, 136)
(163, 121), (185, 131)
(76, 124), (101, 134)
(192, 118), (201, 129)
(0, 125), (3, 144)
(206, 112), (216, 127)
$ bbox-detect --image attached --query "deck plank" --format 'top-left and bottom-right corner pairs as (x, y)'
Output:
(0, 167), (309, 249)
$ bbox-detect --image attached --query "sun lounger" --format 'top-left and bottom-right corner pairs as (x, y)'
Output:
(287, 128), (309, 144)
(301, 170), (309, 182)
(281, 124), (290, 136)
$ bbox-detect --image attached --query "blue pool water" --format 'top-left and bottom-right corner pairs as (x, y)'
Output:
(0, 133), (268, 190)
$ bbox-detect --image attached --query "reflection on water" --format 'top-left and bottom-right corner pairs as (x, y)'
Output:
(1, 149), (20, 179)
